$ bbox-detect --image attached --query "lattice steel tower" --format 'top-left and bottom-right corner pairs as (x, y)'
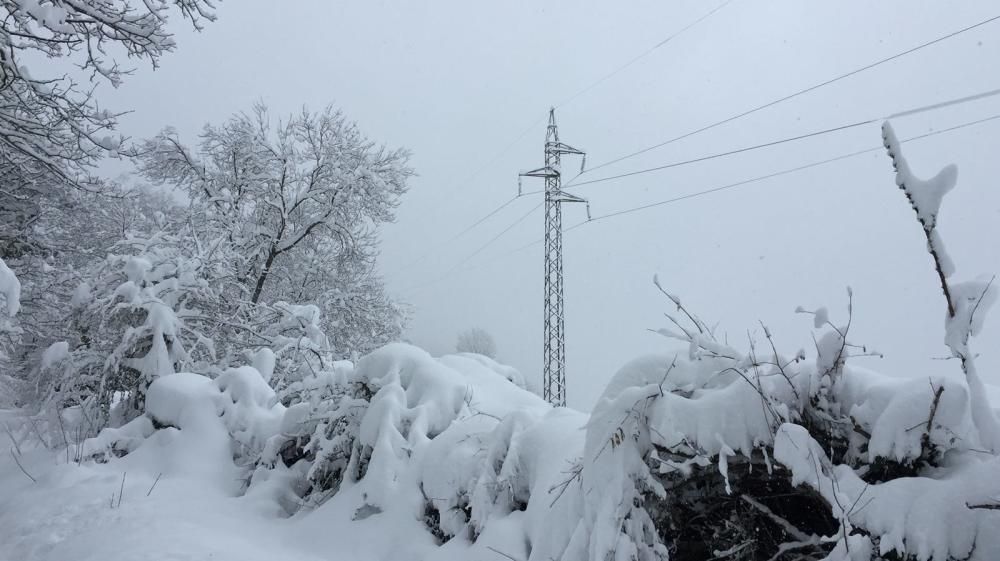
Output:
(519, 108), (587, 406)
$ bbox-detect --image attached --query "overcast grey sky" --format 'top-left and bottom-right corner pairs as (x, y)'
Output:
(101, 0), (1000, 410)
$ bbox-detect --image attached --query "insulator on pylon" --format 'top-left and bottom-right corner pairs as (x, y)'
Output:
(586, 202), (592, 221)
(517, 176), (522, 196)
(580, 154), (586, 173)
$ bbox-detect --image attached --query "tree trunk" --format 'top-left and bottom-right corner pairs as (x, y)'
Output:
(250, 247), (278, 304)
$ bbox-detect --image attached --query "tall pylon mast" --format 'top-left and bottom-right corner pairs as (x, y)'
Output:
(519, 108), (587, 406)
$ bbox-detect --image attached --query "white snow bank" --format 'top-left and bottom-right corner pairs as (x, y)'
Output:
(0, 427), (329, 561)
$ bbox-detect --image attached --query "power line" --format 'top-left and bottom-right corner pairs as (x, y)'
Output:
(905, 112), (1000, 141)
(567, 149), (878, 230)
(566, 112), (1000, 229)
(451, 200), (543, 272)
(554, 0), (737, 109)
(568, 119), (876, 188)
(392, 12), (1000, 290)
(396, 111), (1000, 295)
(399, 201), (543, 295)
(385, 194), (527, 277)
(567, 12), (1000, 181)
(451, 195), (521, 241)
(446, 113), (548, 196)
(565, 86), (1000, 190)
(388, 3), (738, 277)
(385, 111), (547, 277)
(888, 87), (1000, 119)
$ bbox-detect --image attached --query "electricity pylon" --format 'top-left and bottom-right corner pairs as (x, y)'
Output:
(519, 108), (588, 407)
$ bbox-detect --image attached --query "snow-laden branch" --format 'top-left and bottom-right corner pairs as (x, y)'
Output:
(882, 120), (1000, 452)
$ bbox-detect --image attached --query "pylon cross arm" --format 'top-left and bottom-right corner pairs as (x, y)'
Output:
(548, 141), (584, 156)
(552, 190), (586, 204)
(519, 166), (559, 179)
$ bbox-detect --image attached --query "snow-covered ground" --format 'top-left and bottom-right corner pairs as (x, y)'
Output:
(0, 428), (327, 561)
(0, 425), (475, 561)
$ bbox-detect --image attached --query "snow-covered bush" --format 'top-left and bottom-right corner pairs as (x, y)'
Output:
(248, 344), (541, 516)
(456, 327), (498, 359)
(253, 301), (334, 392)
(78, 364), (284, 475)
(550, 123), (1000, 561)
(43, 231), (229, 433)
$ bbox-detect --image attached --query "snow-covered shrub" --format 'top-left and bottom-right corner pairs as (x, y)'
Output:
(78, 364), (284, 469)
(49, 232), (228, 431)
(551, 126), (1000, 561)
(255, 301), (334, 392)
(1, 183), (183, 401)
(456, 327), (498, 359)
(252, 356), (369, 511)
(560, 295), (823, 561)
(558, 281), (1000, 561)
(246, 345), (545, 521)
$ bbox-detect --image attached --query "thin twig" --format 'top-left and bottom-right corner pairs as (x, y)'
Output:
(740, 494), (813, 543)
(146, 472), (162, 496)
(26, 417), (51, 450)
(486, 546), (523, 561)
(759, 320), (799, 401)
(55, 409), (70, 464)
(116, 472), (126, 508)
(967, 502), (1000, 511)
(3, 423), (22, 456)
(968, 275), (996, 333)
(10, 448), (37, 483)
(658, 356), (677, 396)
(925, 383), (945, 435)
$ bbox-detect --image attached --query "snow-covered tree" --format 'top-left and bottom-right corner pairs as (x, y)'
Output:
(456, 327), (497, 359)
(0, 0), (216, 183)
(137, 104), (412, 357)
